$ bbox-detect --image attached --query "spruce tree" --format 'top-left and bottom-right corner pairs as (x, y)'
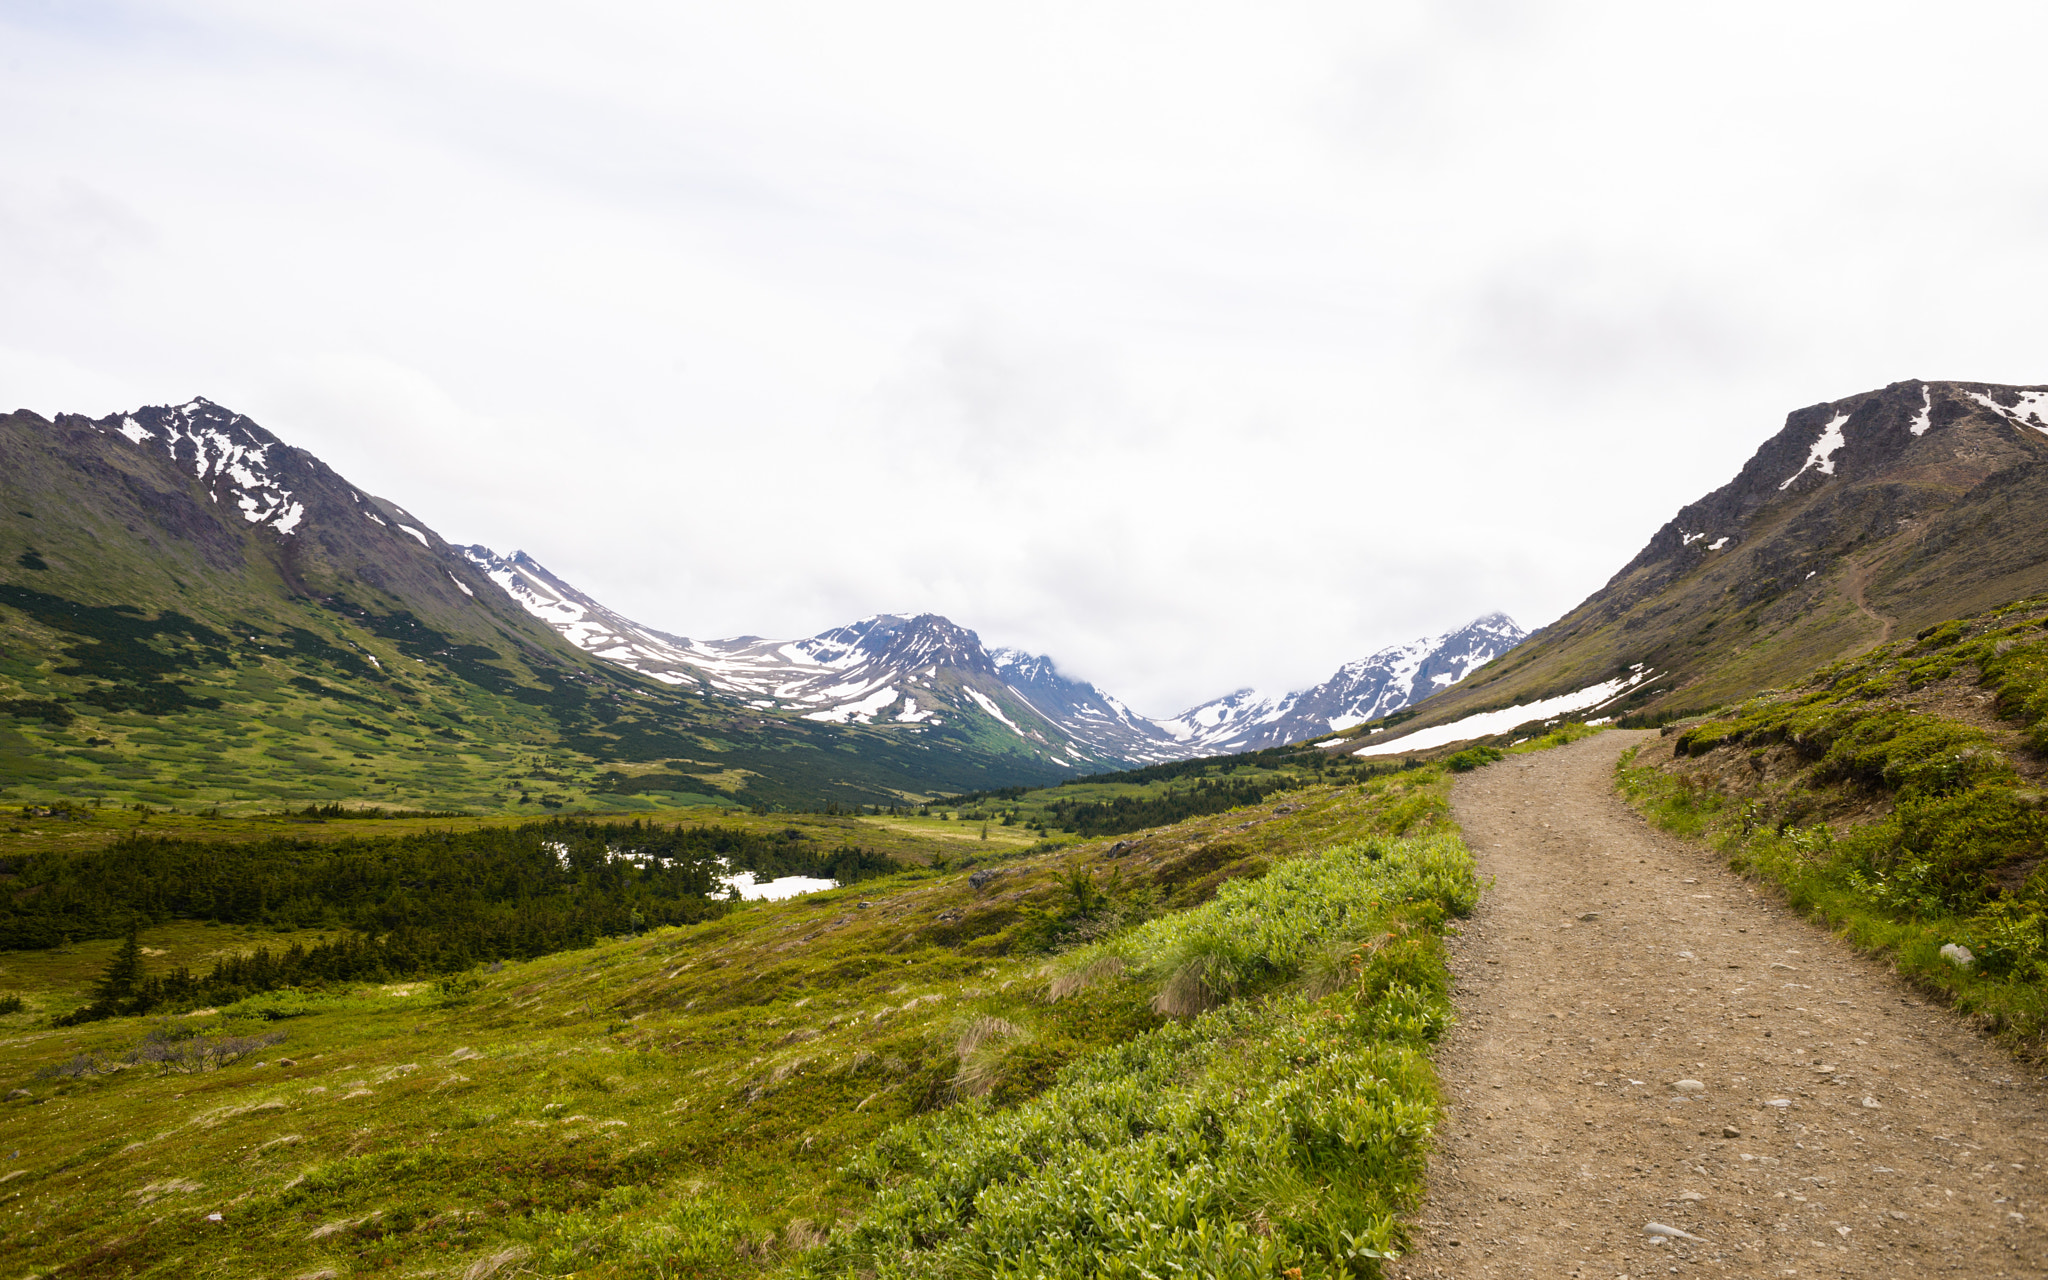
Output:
(93, 927), (146, 1011)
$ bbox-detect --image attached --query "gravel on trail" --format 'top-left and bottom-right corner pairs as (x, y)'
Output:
(1389, 729), (2048, 1279)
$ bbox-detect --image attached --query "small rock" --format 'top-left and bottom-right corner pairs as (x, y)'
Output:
(1940, 943), (1975, 968)
(4, 1089), (28, 1101)
(1106, 840), (1137, 857)
(1645, 1223), (1709, 1243)
(2009, 1211), (2026, 1225)
(1766, 1098), (1792, 1108)
(276, 1058), (297, 1067)
(968, 870), (998, 890)
(1722, 1125), (1741, 1138)
(1579, 912), (1600, 922)
(1678, 1190), (1705, 1201)
(206, 1212), (223, 1222)
(1671, 1079), (1707, 1093)
(856, 901), (872, 909)
(1862, 1096), (1882, 1109)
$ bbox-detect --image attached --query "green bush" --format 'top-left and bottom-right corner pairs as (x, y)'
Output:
(1444, 745), (1504, 773)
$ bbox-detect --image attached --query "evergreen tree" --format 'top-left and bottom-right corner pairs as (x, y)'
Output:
(93, 927), (146, 1009)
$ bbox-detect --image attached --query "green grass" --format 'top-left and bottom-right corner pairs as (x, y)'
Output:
(1617, 751), (2048, 1056)
(0, 768), (1468, 1278)
(1613, 594), (2048, 1059)
(0, 801), (1032, 865)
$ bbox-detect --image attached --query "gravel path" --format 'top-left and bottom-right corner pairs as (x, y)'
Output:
(1390, 729), (2048, 1279)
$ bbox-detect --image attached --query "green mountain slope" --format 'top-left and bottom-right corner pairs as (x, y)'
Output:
(0, 400), (1079, 811)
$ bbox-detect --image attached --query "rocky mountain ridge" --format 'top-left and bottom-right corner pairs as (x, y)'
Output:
(464, 545), (1524, 764)
(1340, 378), (2048, 755)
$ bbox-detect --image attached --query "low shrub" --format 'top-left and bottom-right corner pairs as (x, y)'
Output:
(809, 831), (1480, 1278)
(1444, 745), (1504, 773)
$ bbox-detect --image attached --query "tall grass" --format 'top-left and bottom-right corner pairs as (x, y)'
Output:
(804, 831), (1480, 1279)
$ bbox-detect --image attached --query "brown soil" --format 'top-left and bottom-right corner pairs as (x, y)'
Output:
(1844, 549), (1901, 648)
(1391, 729), (2048, 1279)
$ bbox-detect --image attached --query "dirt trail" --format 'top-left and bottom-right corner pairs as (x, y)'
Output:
(1391, 730), (2048, 1279)
(1843, 553), (1897, 647)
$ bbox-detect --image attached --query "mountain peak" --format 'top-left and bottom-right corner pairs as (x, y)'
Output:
(1160, 614), (1526, 752)
(1377, 377), (2048, 740)
(94, 398), (308, 535)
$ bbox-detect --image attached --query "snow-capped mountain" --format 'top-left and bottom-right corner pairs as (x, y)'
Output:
(465, 545), (1522, 767)
(102, 398), (311, 536)
(1157, 613), (1528, 754)
(462, 546), (1180, 767)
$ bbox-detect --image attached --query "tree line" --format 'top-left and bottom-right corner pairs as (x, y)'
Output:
(1039, 776), (1306, 838)
(3, 818), (904, 1021)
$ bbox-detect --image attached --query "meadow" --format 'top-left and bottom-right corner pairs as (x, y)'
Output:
(0, 766), (1470, 1278)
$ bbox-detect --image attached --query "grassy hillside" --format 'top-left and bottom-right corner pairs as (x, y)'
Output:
(0, 769), (1470, 1278)
(0, 407), (1094, 813)
(1614, 590), (2048, 1056)
(0, 576), (1088, 815)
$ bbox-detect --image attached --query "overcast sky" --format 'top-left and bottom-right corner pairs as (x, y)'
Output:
(6, 2), (2047, 716)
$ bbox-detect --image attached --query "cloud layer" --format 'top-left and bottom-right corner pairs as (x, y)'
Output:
(6, 1), (2047, 715)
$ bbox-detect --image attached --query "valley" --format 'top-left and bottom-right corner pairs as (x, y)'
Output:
(0, 767), (1470, 1278)
(11, 378), (2048, 1277)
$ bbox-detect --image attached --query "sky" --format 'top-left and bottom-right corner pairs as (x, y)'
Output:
(6, 2), (2048, 717)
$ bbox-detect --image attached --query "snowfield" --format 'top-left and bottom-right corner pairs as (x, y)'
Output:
(1349, 667), (1657, 757)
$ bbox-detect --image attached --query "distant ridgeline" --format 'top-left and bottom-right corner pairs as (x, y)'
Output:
(2, 818), (900, 1021)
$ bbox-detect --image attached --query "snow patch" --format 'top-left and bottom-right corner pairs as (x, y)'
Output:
(1708, 536), (1729, 551)
(1351, 668), (1658, 758)
(802, 685), (899, 724)
(717, 871), (836, 901)
(397, 525), (431, 547)
(964, 687), (1027, 737)
(1969, 390), (2048, 435)
(1910, 384), (1933, 436)
(447, 571), (474, 597)
(1779, 412), (1850, 490)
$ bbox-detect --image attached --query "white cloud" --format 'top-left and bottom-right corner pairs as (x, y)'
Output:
(5, 1), (2048, 715)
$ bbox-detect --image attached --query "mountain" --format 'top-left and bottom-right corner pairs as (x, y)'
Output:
(1157, 613), (1528, 754)
(1338, 379), (2048, 754)
(0, 399), (1107, 811)
(1, 394), (1526, 811)
(467, 544), (1525, 763)
(461, 546), (1185, 767)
